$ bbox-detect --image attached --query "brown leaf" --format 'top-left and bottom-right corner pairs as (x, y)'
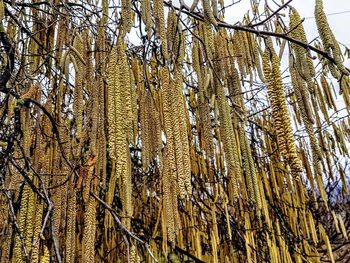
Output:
(21, 83), (41, 100)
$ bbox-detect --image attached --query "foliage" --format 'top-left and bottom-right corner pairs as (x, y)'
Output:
(0, 0), (349, 262)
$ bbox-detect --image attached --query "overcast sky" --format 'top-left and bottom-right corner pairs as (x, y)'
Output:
(176, 0), (350, 76)
(178, 0), (350, 48)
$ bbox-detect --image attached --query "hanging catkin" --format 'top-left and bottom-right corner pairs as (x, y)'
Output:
(106, 40), (131, 232)
(30, 200), (43, 263)
(315, 0), (348, 78)
(140, 90), (151, 171)
(38, 245), (50, 263)
(320, 75), (337, 110)
(214, 75), (240, 199)
(192, 36), (214, 160)
(13, 173), (32, 262)
(107, 46), (118, 161)
(121, 0), (133, 33)
(0, 0), (4, 21)
(167, 9), (177, 56)
(203, 0), (218, 27)
(172, 64), (192, 198)
(72, 33), (85, 145)
(141, 0), (153, 36)
(289, 8), (316, 93)
(161, 67), (178, 245)
(154, 0), (168, 60)
(263, 39), (302, 178)
(82, 168), (96, 263)
(118, 40), (134, 142)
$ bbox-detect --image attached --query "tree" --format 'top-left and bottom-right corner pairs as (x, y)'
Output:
(0, 0), (349, 262)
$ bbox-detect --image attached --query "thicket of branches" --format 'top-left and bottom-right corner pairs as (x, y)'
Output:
(0, 0), (350, 262)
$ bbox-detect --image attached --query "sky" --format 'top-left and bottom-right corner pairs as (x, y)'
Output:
(177, 0), (350, 49)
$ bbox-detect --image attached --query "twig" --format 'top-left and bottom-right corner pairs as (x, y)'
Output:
(91, 192), (158, 263)
(248, 0), (293, 27)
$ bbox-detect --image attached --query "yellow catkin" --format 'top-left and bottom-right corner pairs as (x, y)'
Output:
(141, 0), (153, 36)
(140, 90), (151, 170)
(319, 224), (335, 263)
(171, 64), (191, 198)
(198, 95), (214, 161)
(66, 180), (76, 263)
(130, 64), (138, 144)
(320, 75), (337, 110)
(121, 145), (133, 229)
(154, 0), (168, 60)
(72, 33), (84, 143)
(107, 46), (118, 160)
(203, 0), (218, 27)
(116, 40), (133, 230)
(30, 201), (43, 263)
(106, 40), (132, 232)
(118, 40), (134, 142)
(121, 0), (133, 33)
(289, 8), (315, 93)
(0, 0), (4, 21)
(337, 214), (348, 240)
(83, 191), (96, 263)
(252, 37), (265, 82)
(215, 75), (240, 199)
(203, 18), (215, 58)
(40, 245), (50, 263)
(161, 67), (177, 245)
(130, 244), (137, 263)
(193, 37), (215, 161)
(233, 31), (247, 78)
(331, 210), (340, 233)
(263, 41), (302, 178)
(55, 13), (68, 62)
(167, 9), (177, 56)
(231, 64), (261, 211)
(239, 127), (255, 203)
(13, 174), (31, 262)
(290, 56), (323, 194)
(24, 178), (36, 253)
(315, 0), (348, 78)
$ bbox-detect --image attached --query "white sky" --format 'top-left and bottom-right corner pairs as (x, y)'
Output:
(178, 0), (350, 48)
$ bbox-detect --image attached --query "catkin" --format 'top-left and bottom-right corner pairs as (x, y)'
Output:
(83, 193), (96, 263)
(24, 178), (36, 252)
(72, 33), (84, 143)
(315, 0), (348, 78)
(263, 40), (302, 178)
(319, 223), (335, 263)
(141, 0), (153, 36)
(172, 65), (192, 198)
(154, 0), (168, 60)
(13, 175), (31, 262)
(161, 67), (177, 245)
(320, 75), (337, 110)
(203, 0), (218, 27)
(30, 201), (43, 263)
(66, 180), (76, 263)
(289, 8), (316, 93)
(40, 245), (50, 263)
(0, 0), (4, 21)
(167, 10), (177, 56)
(337, 215), (348, 240)
(140, 90), (151, 170)
(190, 0), (199, 12)
(107, 46), (118, 160)
(215, 75), (240, 198)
